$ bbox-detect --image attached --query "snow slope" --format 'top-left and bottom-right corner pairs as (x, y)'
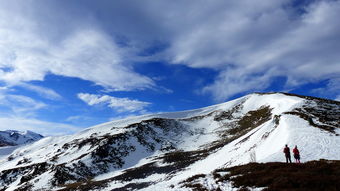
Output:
(0, 92), (338, 191)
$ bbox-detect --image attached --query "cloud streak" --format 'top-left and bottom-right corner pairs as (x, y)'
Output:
(0, 116), (82, 136)
(0, 93), (46, 116)
(78, 93), (151, 113)
(19, 83), (62, 100)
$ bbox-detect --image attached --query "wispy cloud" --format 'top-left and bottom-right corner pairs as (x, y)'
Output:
(0, 90), (79, 136)
(0, 93), (46, 116)
(312, 78), (340, 100)
(78, 93), (151, 113)
(19, 83), (62, 100)
(0, 116), (82, 136)
(336, 96), (340, 101)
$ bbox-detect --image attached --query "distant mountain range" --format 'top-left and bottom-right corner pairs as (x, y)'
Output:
(0, 130), (43, 147)
(0, 92), (339, 190)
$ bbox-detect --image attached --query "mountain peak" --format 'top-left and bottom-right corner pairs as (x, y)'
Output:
(253, 92), (340, 104)
(0, 130), (43, 147)
(0, 92), (338, 190)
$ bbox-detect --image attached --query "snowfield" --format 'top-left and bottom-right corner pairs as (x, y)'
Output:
(0, 92), (339, 191)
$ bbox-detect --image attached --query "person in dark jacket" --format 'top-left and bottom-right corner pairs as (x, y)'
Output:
(293, 145), (300, 163)
(283, 144), (292, 163)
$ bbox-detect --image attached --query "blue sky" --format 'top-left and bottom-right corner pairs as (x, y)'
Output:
(0, 0), (339, 135)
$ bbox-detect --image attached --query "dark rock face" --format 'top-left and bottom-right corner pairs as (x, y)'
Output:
(285, 99), (340, 134)
(0, 162), (49, 191)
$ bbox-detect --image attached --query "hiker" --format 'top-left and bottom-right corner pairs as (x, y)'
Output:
(283, 144), (292, 163)
(293, 145), (300, 163)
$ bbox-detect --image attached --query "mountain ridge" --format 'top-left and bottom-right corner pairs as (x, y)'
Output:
(254, 91), (340, 104)
(0, 92), (339, 190)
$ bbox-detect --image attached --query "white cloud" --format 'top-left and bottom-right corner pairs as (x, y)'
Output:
(162, 0), (340, 100)
(78, 93), (151, 113)
(76, 0), (340, 100)
(0, 2), (154, 91)
(202, 69), (273, 101)
(336, 96), (340, 101)
(1, 0), (339, 102)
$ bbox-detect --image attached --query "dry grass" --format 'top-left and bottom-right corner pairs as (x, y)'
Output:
(214, 160), (340, 191)
(181, 160), (340, 191)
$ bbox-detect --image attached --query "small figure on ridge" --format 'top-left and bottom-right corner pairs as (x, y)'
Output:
(283, 144), (292, 163)
(293, 145), (300, 163)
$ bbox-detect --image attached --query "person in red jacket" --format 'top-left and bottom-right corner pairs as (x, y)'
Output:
(293, 145), (300, 163)
(283, 144), (292, 163)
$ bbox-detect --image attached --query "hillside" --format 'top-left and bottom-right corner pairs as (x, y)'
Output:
(0, 92), (339, 191)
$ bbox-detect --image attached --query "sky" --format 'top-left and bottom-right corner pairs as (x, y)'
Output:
(0, 0), (339, 136)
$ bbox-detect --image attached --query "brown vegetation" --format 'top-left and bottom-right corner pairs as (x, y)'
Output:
(227, 106), (272, 136)
(182, 160), (340, 191)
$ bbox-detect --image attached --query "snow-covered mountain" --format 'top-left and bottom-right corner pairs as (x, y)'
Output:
(0, 130), (43, 147)
(0, 92), (339, 191)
